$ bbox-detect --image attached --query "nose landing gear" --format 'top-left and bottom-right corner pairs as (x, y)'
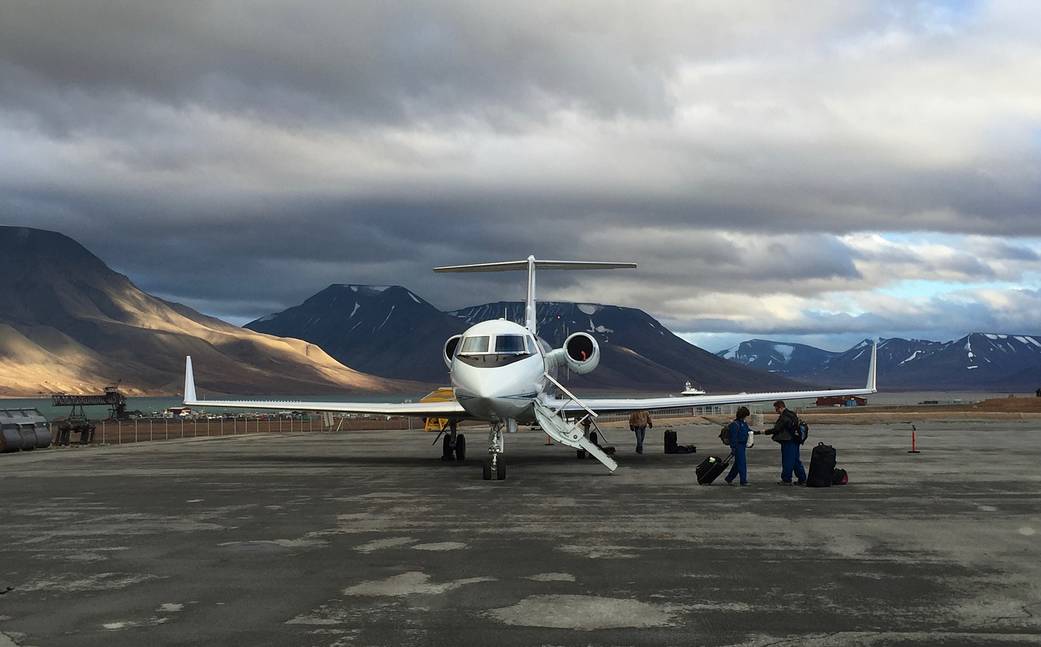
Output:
(482, 422), (506, 480)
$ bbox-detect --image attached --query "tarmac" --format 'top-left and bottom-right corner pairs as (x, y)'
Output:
(1, 420), (1040, 646)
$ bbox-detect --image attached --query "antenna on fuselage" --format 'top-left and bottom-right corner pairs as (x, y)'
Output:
(433, 256), (637, 337)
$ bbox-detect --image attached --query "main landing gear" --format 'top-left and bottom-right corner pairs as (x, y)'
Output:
(482, 421), (506, 480)
(441, 421), (466, 462)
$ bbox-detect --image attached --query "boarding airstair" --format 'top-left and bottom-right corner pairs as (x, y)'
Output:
(533, 374), (618, 473)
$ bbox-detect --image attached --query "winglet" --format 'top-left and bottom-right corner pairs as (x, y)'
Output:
(184, 356), (198, 404)
(866, 340), (878, 392)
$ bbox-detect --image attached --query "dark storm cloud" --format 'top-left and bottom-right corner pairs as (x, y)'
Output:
(0, 0), (686, 132)
(2, 1), (1040, 340)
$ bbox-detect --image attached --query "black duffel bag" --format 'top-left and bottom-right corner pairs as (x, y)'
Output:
(806, 442), (837, 487)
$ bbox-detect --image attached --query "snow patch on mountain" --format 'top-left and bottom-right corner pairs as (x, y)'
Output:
(577, 303), (601, 315)
(899, 350), (922, 365)
(773, 343), (794, 362)
(375, 305), (395, 331)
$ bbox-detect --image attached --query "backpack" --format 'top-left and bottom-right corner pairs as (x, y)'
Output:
(793, 420), (809, 445)
(718, 423), (731, 446)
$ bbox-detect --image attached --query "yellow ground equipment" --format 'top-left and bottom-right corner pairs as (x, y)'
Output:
(420, 387), (456, 432)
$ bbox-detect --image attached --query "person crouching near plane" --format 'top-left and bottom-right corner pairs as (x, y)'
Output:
(628, 409), (653, 454)
(769, 400), (806, 485)
(724, 406), (752, 486)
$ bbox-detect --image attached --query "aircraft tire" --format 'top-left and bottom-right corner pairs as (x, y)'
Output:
(496, 457), (507, 480)
(576, 449), (586, 459)
(589, 431), (598, 446)
(454, 434), (466, 461)
(441, 434), (453, 461)
(482, 459), (492, 480)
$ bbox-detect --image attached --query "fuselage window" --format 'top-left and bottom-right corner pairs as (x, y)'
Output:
(460, 336), (490, 354)
(494, 335), (528, 354)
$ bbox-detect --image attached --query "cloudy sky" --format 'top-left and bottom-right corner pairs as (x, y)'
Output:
(2, 0), (1040, 351)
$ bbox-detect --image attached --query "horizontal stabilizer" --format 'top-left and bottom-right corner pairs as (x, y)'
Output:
(434, 259), (636, 273)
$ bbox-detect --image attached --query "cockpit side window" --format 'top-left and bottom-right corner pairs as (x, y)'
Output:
(525, 336), (537, 354)
(459, 336), (490, 354)
(494, 335), (528, 354)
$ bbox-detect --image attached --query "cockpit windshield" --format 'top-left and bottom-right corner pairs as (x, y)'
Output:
(459, 336), (490, 354)
(494, 335), (527, 354)
(455, 333), (534, 367)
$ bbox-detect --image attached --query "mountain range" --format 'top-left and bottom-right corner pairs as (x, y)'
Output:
(6, 225), (1036, 396)
(0, 227), (416, 396)
(719, 336), (1041, 391)
(248, 289), (812, 392)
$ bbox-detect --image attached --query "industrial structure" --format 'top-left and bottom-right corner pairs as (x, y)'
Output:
(51, 385), (129, 420)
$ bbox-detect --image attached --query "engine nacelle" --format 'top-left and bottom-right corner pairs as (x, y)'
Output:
(443, 334), (462, 368)
(560, 332), (600, 375)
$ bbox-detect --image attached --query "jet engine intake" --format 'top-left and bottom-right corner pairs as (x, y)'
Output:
(562, 332), (599, 374)
(443, 335), (462, 368)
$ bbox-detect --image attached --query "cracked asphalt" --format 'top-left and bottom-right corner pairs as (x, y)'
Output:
(1, 421), (1039, 646)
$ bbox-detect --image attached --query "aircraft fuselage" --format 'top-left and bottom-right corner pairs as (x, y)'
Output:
(449, 319), (549, 424)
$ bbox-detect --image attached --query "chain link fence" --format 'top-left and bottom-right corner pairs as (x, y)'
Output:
(86, 413), (427, 445)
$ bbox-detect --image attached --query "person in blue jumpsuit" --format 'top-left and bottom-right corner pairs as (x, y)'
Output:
(724, 406), (752, 486)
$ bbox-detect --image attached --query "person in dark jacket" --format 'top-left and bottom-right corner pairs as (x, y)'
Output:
(724, 406), (752, 486)
(769, 400), (806, 485)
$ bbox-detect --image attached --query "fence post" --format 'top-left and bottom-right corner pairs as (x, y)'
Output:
(149, 419), (153, 442)
(134, 419), (138, 443)
(180, 418), (184, 438)
(220, 417), (224, 436)
(165, 419), (168, 440)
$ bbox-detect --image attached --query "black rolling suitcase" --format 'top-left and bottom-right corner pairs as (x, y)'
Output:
(696, 454), (732, 485)
(807, 442), (837, 487)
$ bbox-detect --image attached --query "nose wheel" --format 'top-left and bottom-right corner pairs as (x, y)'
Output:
(482, 455), (506, 480)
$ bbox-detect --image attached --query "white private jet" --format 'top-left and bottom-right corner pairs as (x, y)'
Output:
(183, 256), (877, 480)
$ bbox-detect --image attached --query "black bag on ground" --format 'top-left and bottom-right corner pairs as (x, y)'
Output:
(664, 430), (678, 453)
(832, 468), (848, 485)
(665, 430), (696, 454)
(807, 442), (837, 487)
(696, 454), (731, 485)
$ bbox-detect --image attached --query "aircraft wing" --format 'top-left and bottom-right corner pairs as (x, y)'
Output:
(549, 341), (878, 414)
(182, 357), (467, 417)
